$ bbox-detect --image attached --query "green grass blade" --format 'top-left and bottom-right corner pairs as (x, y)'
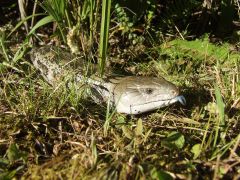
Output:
(213, 84), (225, 147)
(89, 0), (95, 44)
(103, 99), (117, 137)
(27, 15), (55, 36)
(99, 0), (111, 76)
(0, 32), (9, 62)
(91, 133), (98, 166)
(42, 0), (66, 22)
(214, 84), (225, 126)
(7, 13), (45, 38)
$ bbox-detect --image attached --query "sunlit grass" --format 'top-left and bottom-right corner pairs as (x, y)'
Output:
(1, 23), (240, 180)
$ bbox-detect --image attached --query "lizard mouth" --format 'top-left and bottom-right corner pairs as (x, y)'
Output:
(128, 95), (186, 114)
(127, 95), (186, 114)
(133, 95), (186, 106)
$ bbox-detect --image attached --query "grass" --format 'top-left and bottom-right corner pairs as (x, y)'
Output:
(0, 1), (240, 177)
(99, 0), (111, 76)
(0, 36), (240, 179)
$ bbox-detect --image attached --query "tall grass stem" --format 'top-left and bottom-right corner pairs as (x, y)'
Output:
(99, 0), (111, 76)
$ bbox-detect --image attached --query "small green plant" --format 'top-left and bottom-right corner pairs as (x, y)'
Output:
(0, 144), (27, 180)
(113, 3), (144, 45)
(41, 0), (70, 42)
(0, 24), (28, 74)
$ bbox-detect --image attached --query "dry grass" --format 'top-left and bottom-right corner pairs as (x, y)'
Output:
(0, 27), (240, 180)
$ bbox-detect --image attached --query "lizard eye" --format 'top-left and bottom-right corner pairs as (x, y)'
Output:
(145, 88), (153, 94)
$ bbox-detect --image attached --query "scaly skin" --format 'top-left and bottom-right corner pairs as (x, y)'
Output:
(30, 46), (186, 114)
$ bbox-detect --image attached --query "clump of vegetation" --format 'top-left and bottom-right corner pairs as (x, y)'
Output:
(0, 0), (240, 179)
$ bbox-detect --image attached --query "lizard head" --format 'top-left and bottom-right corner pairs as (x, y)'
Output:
(113, 76), (186, 114)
